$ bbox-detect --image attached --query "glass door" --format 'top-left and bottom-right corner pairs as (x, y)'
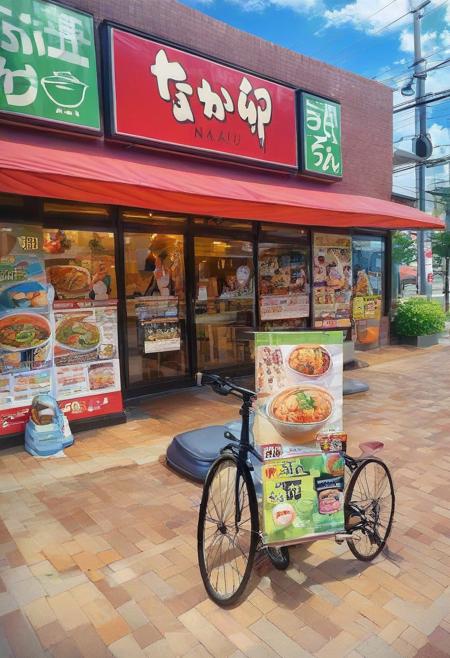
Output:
(123, 231), (188, 388)
(194, 236), (255, 371)
(352, 235), (386, 349)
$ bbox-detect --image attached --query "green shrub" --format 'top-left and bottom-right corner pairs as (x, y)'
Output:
(394, 297), (446, 337)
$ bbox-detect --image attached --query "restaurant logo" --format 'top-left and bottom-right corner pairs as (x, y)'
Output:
(0, 0), (100, 131)
(107, 27), (298, 169)
(300, 92), (342, 180)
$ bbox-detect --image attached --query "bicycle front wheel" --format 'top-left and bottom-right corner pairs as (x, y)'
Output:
(345, 458), (395, 561)
(197, 453), (258, 606)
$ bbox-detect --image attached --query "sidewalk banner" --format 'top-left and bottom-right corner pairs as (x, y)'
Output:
(0, 225), (53, 435)
(254, 331), (345, 545)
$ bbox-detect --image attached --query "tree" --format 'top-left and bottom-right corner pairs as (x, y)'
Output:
(392, 231), (417, 299)
(432, 230), (450, 312)
(392, 231), (416, 265)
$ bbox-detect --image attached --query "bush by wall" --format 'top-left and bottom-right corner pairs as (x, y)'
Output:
(393, 297), (446, 337)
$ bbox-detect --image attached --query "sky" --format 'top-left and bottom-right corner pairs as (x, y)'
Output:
(179, 0), (450, 210)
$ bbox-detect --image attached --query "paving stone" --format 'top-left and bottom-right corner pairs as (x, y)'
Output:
(0, 345), (449, 657)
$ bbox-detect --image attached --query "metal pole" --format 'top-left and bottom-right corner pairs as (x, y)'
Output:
(413, 2), (431, 297)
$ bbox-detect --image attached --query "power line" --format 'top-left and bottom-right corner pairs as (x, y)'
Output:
(328, 5), (411, 66)
(393, 88), (450, 112)
(371, 42), (450, 82)
(422, 0), (449, 18)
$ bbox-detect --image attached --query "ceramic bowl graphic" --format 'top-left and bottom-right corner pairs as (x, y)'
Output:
(41, 72), (88, 108)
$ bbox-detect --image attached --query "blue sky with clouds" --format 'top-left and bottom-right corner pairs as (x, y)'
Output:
(180, 0), (450, 204)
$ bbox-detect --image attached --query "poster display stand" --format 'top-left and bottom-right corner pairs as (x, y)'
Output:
(254, 331), (346, 545)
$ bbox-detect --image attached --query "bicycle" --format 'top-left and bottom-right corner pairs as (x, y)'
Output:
(196, 372), (395, 607)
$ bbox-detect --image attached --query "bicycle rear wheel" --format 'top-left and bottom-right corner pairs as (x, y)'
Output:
(197, 453), (259, 606)
(345, 458), (395, 561)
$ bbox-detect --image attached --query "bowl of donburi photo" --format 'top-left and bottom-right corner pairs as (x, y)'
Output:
(266, 385), (334, 442)
(287, 344), (332, 378)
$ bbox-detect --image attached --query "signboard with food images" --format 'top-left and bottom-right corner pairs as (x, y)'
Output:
(44, 230), (116, 302)
(143, 319), (181, 354)
(0, 225), (54, 432)
(262, 434), (346, 545)
(254, 331), (345, 544)
(352, 295), (382, 321)
(259, 246), (309, 321)
(53, 303), (121, 410)
(313, 233), (352, 329)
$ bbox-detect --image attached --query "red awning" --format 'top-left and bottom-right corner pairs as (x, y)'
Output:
(0, 128), (443, 229)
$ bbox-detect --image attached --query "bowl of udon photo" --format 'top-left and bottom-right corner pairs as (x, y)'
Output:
(287, 344), (332, 378)
(55, 316), (101, 353)
(266, 385), (334, 441)
(0, 313), (51, 352)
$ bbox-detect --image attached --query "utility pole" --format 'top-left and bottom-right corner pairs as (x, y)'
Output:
(412, 0), (432, 298)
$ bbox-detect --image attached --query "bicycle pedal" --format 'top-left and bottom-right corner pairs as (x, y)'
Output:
(335, 533), (360, 543)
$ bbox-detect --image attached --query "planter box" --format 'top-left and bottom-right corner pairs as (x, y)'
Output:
(399, 334), (440, 348)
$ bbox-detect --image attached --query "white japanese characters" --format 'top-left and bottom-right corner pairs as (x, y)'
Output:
(305, 97), (340, 174)
(0, 3), (91, 109)
(150, 47), (273, 149)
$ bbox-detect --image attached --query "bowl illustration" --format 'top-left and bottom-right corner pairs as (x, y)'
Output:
(287, 344), (332, 379)
(41, 71), (88, 109)
(0, 313), (51, 352)
(265, 385), (334, 442)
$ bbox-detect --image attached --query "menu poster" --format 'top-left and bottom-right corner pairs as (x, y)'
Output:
(313, 234), (352, 329)
(51, 298), (123, 422)
(254, 332), (343, 457)
(134, 297), (180, 355)
(260, 294), (309, 321)
(53, 303), (122, 420)
(0, 225), (54, 431)
(259, 248), (309, 321)
(352, 295), (382, 321)
(143, 319), (181, 354)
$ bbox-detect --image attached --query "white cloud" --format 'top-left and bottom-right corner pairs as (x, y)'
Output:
(323, 0), (411, 34)
(228, 0), (320, 11)
(428, 122), (450, 155)
(399, 29), (438, 55)
(188, 0), (321, 10)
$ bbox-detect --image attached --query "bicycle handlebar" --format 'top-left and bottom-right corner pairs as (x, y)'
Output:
(196, 372), (255, 399)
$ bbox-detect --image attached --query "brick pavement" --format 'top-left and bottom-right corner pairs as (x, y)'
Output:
(0, 345), (449, 657)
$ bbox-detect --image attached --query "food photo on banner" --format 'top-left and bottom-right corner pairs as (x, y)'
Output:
(0, 225), (54, 434)
(254, 331), (346, 545)
(313, 233), (352, 329)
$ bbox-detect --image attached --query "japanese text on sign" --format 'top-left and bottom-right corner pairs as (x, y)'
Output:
(302, 93), (342, 178)
(110, 28), (297, 168)
(150, 48), (272, 149)
(0, 0), (100, 130)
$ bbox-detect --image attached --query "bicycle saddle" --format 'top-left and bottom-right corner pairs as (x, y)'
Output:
(358, 441), (384, 457)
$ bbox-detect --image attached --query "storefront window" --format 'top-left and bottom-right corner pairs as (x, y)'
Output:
(352, 236), (385, 348)
(42, 228), (122, 417)
(258, 241), (310, 330)
(194, 237), (255, 370)
(124, 232), (187, 386)
(43, 229), (117, 301)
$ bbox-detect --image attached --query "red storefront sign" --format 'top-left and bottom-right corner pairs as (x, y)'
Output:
(108, 27), (298, 169)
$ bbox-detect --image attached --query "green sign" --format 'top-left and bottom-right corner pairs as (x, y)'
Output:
(0, 0), (100, 130)
(301, 92), (342, 179)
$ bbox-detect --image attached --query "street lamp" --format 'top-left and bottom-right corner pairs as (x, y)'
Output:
(401, 78), (415, 97)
